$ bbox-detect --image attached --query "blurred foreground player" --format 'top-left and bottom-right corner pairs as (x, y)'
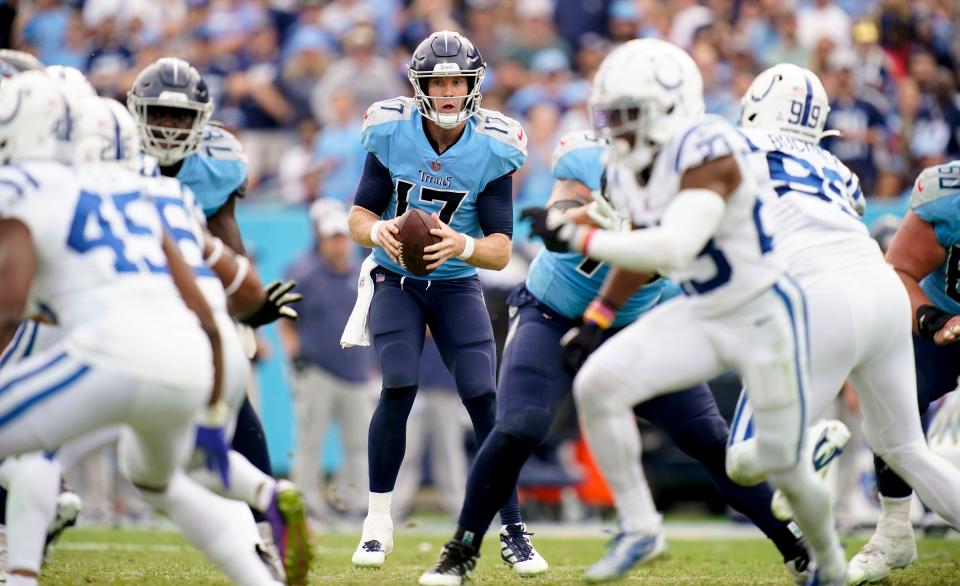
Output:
(343, 30), (543, 572)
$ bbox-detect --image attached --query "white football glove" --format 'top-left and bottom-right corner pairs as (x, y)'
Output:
(586, 189), (631, 232)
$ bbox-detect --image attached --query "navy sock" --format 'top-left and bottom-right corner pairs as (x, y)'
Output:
(462, 394), (523, 525)
(457, 429), (537, 540)
(368, 386), (418, 493)
(875, 454), (913, 499)
(231, 397), (273, 524)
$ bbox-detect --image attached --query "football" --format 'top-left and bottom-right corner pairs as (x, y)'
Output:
(396, 208), (441, 277)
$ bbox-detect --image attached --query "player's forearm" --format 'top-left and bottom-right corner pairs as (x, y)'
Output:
(0, 219), (34, 347)
(465, 233), (511, 270)
(349, 205), (380, 248)
(202, 234), (265, 318)
(596, 267), (656, 311)
(894, 269), (939, 331)
(206, 197), (247, 255)
(584, 189), (724, 273)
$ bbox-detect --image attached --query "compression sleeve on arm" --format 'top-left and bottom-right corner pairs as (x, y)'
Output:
(477, 173), (514, 238)
(585, 188), (726, 273)
(353, 152), (395, 215)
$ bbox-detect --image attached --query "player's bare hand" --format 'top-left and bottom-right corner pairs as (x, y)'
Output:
(424, 213), (464, 270)
(377, 219), (401, 263)
(934, 315), (960, 345)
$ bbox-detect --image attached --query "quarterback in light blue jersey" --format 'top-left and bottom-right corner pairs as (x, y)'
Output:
(347, 30), (543, 579)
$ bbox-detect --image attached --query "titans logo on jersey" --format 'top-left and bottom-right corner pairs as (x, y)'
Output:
(361, 96), (526, 280)
(911, 161), (960, 315)
(525, 130), (679, 327)
(175, 124), (248, 218)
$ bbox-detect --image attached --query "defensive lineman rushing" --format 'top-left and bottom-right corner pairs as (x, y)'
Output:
(419, 128), (813, 586)
(524, 40), (849, 584)
(0, 72), (280, 586)
(344, 30), (545, 572)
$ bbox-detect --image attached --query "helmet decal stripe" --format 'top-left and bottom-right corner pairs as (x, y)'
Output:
(799, 72), (814, 128)
(108, 106), (123, 161)
(0, 88), (23, 125)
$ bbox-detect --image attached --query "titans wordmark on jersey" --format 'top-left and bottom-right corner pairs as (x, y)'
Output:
(911, 161), (960, 315)
(361, 96), (526, 280)
(526, 130), (677, 327)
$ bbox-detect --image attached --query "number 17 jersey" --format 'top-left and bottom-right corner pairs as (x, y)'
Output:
(361, 96), (527, 280)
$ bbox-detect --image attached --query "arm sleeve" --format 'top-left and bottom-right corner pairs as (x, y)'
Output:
(477, 173), (514, 238)
(353, 152), (394, 216)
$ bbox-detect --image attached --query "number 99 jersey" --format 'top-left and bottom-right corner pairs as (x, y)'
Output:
(739, 127), (871, 279)
(360, 96), (527, 280)
(911, 161), (960, 315)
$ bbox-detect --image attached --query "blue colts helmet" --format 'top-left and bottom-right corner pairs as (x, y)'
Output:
(408, 30), (485, 129)
(127, 57), (212, 165)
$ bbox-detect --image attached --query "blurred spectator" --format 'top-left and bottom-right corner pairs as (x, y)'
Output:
(281, 25), (335, 121)
(514, 102), (561, 243)
(554, 0), (610, 52)
(823, 48), (889, 195)
(392, 336), (469, 519)
(692, 42), (738, 121)
(761, 9), (809, 68)
(310, 88), (366, 204)
(311, 23), (404, 123)
(798, 0), (851, 50)
(278, 118), (319, 204)
(504, 0), (573, 68)
(607, 0), (641, 44)
(18, 0), (87, 67)
(506, 47), (571, 115)
(279, 199), (373, 521)
(669, 0), (713, 50)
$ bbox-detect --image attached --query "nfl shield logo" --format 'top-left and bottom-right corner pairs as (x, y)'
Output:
(375, 273), (385, 283)
(431, 160), (441, 172)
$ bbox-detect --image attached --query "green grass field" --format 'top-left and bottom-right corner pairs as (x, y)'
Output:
(39, 526), (960, 585)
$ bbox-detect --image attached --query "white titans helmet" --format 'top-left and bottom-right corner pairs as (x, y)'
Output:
(740, 63), (833, 143)
(0, 70), (75, 164)
(45, 65), (97, 99)
(75, 96), (141, 171)
(589, 38), (704, 172)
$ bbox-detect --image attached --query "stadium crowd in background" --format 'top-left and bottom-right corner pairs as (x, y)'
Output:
(7, 0), (959, 220)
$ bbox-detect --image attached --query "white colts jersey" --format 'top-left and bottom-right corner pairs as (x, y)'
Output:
(141, 175), (228, 315)
(0, 162), (207, 390)
(618, 114), (783, 315)
(740, 128), (877, 279)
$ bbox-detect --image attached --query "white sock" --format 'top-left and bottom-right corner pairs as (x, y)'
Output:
(139, 472), (280, 586)
(368, 491), (392, 517)
(879, 495), (912, 525)
(6, 454), (60, 574)
(581, 409), (662, 534)
(7, 574), (38, 586)
(228, 450), (275, 512)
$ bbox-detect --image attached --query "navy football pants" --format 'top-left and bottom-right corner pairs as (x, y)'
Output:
(366, 268), (519, 520)
(459, 286), (803, 561)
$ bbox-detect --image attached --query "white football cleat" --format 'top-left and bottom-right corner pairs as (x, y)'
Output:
(499, 523), (548, 576)
(784, 551), (814, 586)
(352, 514), (393, 567)
(847, 521), (917, 585)
(772, 420), (851, 521)
(419, 540), (480, 586)
(582, 529), (667, 583)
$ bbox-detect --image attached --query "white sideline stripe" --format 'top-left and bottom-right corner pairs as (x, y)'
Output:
(56, 542), (189, 553)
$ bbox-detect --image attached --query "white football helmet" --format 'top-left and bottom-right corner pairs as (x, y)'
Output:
(0, 70), (74, 164)
(589, 38), (704, 172)
(75, 96), (141, 171)
(740, 64), (833, 143)
(45, 65), (97, 99)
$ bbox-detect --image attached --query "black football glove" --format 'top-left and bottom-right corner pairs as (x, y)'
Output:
(240, 279), (303, 328)
(520, 206), (579, 253)
(560, 322), (606, 375)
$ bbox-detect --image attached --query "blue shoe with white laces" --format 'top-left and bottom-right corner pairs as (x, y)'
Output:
(582, 530), (667, 583)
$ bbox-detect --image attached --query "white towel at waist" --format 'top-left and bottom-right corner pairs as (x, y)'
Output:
(340, 254), (379, 348)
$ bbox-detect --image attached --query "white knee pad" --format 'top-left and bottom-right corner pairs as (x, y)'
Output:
(573, 359), (636, 420)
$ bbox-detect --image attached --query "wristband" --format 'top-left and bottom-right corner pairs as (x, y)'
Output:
(572, 227), (598, 254)
(458, 234), (475, 260)
(370, 221), (385, 247)
(224, 256), (250, 297)
(583, 298), (616, 330)
(917, 304), (954, 339)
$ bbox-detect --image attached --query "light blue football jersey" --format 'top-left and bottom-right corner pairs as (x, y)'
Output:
(176, 124), (248, 218)
(361, 97), (527, 280)
(525, 130), (680, 327)
(911, 161), (960, 314)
